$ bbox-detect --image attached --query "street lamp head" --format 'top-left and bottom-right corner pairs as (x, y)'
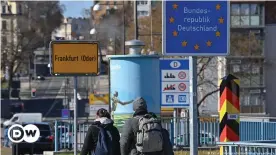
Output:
(93, 3), (101, 11)
(90, 28), (97, 35)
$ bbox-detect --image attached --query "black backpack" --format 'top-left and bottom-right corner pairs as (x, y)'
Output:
(93, 125), (113, 155)
(161, 127), (174, 155)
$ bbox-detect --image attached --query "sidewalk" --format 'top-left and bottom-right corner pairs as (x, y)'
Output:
(1, 147), (11, 155)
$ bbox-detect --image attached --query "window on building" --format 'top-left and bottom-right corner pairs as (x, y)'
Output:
(240, 88), (264, 106)
(145, 1), (148, 4)
(2, 5), (6, 13)
(231, 3), (263, 27)
(8, 5), (11, 13)
(141, 1), (145, 4)
(2, 36), (7, 45)
(227, 58), (264, 87)
(141, 11), (148, 16)
(230, 29), (264, 56)
(2, 21), (7, 30)
(18, 4), (22, 14)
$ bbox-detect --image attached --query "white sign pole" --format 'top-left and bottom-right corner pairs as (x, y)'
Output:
(189, 56), (198, 155)
(73, 76), (78, 155)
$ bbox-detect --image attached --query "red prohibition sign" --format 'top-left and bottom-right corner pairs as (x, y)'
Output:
(178, 71), (186, 79)
(178, 83), (186, 91)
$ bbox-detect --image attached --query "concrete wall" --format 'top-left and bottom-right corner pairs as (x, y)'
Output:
(264, 25), (276, 117)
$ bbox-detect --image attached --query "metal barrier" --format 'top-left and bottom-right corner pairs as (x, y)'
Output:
(53, 117), (276, 151)
(218, 141), (276, 155)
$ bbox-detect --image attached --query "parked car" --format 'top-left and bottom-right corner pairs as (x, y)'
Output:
(36, 75), (45, 80)
(14, 122), (54, 154)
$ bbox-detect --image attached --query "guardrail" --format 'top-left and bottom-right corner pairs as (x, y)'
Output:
(218, 141), (276, 155)
(53, 116), (276, 151)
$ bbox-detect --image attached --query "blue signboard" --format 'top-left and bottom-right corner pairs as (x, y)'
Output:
(163, 1), (230, 56)
(61, 109), (70, 119)
(160, 59), (190, 108)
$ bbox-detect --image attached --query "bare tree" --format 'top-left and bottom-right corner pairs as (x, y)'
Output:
(82, 8), (91, 19)
(1, 1), (64, 98)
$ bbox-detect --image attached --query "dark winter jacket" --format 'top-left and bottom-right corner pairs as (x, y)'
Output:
(80, 117), (121, 155)
(120, 109), (174, 155)
(120, 109), (148, 155)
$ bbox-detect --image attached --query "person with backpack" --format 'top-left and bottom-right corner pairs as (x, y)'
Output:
(120, 97), (174, 155)
(4, 125), (10, 147)
(80, 108), (121, 155)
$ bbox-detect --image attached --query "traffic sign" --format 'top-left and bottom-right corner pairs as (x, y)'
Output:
(89, 93), (109, 104)
(178, 71), (186, 79)
(160, 59), (190, 108)
(163, 1), (230, 56)
(178, 83), (186, 91)
(61, 109), (70, 119)
(50, 41), (99, 75)
(166, 95), (174, 103)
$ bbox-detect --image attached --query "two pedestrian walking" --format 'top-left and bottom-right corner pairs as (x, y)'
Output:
(81, 97), (173, 155)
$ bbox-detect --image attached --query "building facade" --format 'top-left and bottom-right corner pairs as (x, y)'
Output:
(1, 1), (26, 77)
(51, 17), (91, 41)
(137, 1), (151, 17)
(264, 1), (276, 117)
(51, 18), (72, 40)
(200, 1), (276, 116)
(226, 2), (265, 114)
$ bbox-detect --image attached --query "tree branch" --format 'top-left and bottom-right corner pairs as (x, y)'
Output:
(197, 57), (213, 76)
(197, 88), (219, 107)
(197, 79), (217, 88)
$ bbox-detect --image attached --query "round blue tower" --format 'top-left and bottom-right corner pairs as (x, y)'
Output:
(107, 40), (160, 129)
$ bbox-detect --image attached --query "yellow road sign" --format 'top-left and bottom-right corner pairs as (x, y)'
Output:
(50, 41), (99, 75)
(161, 107), (174, 112)
(89, 94), (109, 105)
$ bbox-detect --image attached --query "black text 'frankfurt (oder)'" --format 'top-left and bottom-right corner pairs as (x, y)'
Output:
(54, 55), (96, 62)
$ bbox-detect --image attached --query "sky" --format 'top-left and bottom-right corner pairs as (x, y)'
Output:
(60, 1), (94, 18)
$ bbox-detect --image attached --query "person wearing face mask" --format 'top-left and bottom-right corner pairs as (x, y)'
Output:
(80, 108), (121, 155)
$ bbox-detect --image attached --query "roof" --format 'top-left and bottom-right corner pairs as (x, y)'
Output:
(22, 122), (49, 125)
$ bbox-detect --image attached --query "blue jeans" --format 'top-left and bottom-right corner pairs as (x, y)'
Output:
(4, 135), (10, 147)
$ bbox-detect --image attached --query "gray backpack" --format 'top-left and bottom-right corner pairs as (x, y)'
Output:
(135, 114), (163, 153)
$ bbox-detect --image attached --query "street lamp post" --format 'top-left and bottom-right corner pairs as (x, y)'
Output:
(134, 1), (138, 40)
(122, 4), (125, 54)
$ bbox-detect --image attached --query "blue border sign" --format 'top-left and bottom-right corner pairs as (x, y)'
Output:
(160, 59), (190, 108)
(61, 109), (70, 119)
(163, 1), (230, 56)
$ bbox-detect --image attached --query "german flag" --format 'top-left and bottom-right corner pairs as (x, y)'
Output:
(219, 74), (240, 142)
